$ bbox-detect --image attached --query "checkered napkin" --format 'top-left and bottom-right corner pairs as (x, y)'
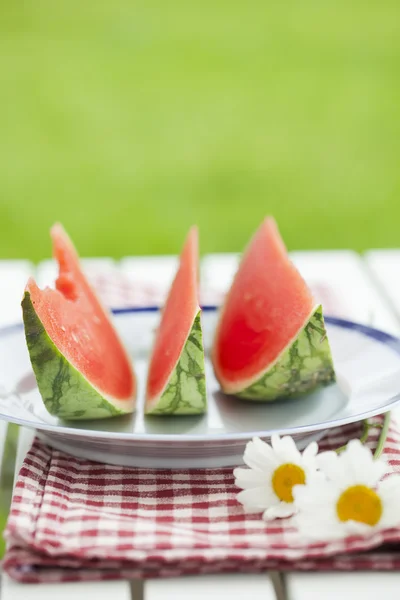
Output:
(86, 269), (352, 317)
(3, 416), (400, 583)
(3, 271), (400, 583)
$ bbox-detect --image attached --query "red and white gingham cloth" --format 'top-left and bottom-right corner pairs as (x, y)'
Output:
(85, 269), (353, 317)
(3, 273), (400, 583)
(3, 416), (400, 583)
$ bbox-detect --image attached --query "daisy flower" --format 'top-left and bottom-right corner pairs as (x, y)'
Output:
(294, 439), (400, 540)
(234, 435), (320, 520)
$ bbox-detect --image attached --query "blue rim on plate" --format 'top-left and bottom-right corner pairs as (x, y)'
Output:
(0, 306), (400, 442)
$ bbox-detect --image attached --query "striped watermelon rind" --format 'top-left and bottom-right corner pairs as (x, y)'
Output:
(22, 290), (134, 420)
(231, 305), (335, 401)
(145, 310), (207, 415)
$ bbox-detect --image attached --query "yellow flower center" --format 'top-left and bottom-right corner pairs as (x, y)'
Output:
(336, 485), (382, 526)
(272, 463), (306, 503)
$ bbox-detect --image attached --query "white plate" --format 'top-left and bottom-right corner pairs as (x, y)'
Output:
(1, 308), (400, 468)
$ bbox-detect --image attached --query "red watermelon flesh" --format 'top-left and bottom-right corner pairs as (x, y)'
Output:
(25, 224), (135, 405)
(145, 226), (206, 414)
(212, 217), (317, 393)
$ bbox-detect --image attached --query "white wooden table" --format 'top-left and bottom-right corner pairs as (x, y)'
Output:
(1, 250), (400, 599)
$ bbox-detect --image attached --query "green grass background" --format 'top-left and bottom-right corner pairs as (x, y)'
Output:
(1, 1), (400, 261)
(1, 0), (400, 556)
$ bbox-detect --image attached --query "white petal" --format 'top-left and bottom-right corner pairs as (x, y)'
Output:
(236, 488), (268, 512)
(293, 478), (342, 539)
(296, 512), (349, 541)
(252, 437), (280, 464)
(367, 456), (391, 484)
(317, 451), (342, 479)
(263, 502), (297, 521)
(378, 474), (400, 495)
(317, 444), (386, 489)
(271, 435), (302, 463)
(294, 454), (396, 542)
(234, 467), (269, 490)
(243, 438), (277, 471)
(343, 440), (387, 487)
(377, 476), (400, 528)
(339, 519), (373, 537)
(305, 468), (326, 485)
(380, 502), (400, 528)
(293, 477), (336, 504)
(302, 440), (319, 462)
(294, 492), (338, 531)
(291, 482), (308, 504)
(291, 481), (314, 503)
(237, 486), (278, 513)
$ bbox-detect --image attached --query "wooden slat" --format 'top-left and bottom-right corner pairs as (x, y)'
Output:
(9, 433), (278, 599)
(291, 250), (399, 330)
(286, 572), (400, 600)
(4, 253), (400, 600)
(35, 257), (117, 288)
(285, 251), (400, 599)
(201, 253), (239, 298)
(2, 427), (133, 600)
(120, 256), (178, 289)
(119, 255), (179, 306)
(0, 259), (35, 486)
(121, 254), (292, 598)
(0, 261), (34, 327)
(202, 250), (399, 331)
(145, 574), (276, 600)
(12, 428), (35, 480)
(0, 261), (35, 598)
(365, 250), (400, 321)
(0, 259), (129, 600)
(0, 421), (7, 478)
(2, 577), (132, 600)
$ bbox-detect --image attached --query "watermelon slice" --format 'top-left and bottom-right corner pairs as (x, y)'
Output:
(145, 227), (207, 415)
(22, 224), (136, 420)
(212, 217), (335, 401)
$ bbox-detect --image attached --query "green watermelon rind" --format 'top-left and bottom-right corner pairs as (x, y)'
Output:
(22, 291), (135, 420)
(146, 310), (207, 415)
(228, 305), (336, 401)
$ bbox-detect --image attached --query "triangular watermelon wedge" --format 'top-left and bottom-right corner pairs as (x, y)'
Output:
(212, 217), (335, 401)
(145, 227), (207, 415)
(22, 224), (136, 420)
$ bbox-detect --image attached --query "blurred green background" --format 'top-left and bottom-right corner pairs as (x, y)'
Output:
(1, 0), (399, 262)
(1, 0), (400, 557)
